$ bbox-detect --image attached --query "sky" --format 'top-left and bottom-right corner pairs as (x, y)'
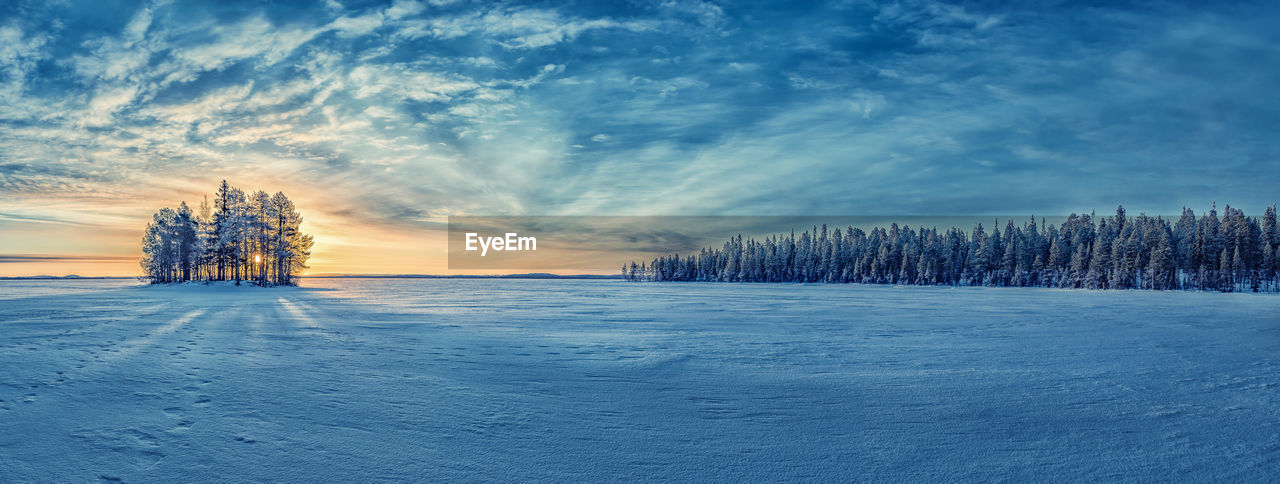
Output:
(1, 0), (1278, 276)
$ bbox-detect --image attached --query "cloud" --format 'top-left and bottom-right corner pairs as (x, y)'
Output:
(348, 64), (479, 102)
(81, 85), (141, 127)
(385, 0), (425, 20)
(1, 0), (1279, 275)
(660, 0), (727, 30)
(69, 8), (154, 82)
(173, 16), (323, 70)
(331, 13), (385, 37)
(0, 25), (51, 119)
(398, 8), (660, 49)
(145, 81), (255, 124)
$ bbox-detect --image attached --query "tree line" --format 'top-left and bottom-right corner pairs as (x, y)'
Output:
(141, 180), (314, 286)
(623, 204), (1280, 292)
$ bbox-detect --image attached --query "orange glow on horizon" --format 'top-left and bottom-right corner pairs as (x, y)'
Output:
(0, 179), (465, 277)
(1, 178), (627, 278)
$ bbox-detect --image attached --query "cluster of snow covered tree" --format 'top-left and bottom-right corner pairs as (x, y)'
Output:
(624, 204), (1280, 292)
(141, 180), (313, 286)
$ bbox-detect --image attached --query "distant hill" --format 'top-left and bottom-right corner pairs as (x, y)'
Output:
(305, 273), (620, 279)
(0, 274), (622, 281)
(0, 275), (133, 280)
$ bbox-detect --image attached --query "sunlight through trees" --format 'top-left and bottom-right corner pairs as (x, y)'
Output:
(141, 180), (313, 285)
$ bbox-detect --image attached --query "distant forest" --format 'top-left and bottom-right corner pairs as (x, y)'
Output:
(623, 205), (1280, 293)
(141, 180), (313, 286)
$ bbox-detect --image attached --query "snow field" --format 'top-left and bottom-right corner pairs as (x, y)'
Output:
(0, 279), (1277, 481)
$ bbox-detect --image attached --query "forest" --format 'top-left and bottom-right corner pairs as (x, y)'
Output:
(623, 204), (1280, 293)
(140, 180), (313, 286)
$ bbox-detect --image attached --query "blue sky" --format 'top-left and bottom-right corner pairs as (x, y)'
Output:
(0, 0), (1277, 274)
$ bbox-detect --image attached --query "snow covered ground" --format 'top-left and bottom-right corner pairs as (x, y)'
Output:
(1, 278), (1277, 481)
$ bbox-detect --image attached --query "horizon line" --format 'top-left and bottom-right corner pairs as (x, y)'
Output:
(0, 272), (623, 280)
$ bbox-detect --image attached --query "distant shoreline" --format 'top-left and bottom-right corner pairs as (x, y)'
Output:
(0, 276), (136, 280)
(0, 274), (621, 281)
(308, 274), (620, 279)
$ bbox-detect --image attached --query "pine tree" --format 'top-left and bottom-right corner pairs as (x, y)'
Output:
(197, 195), (214, 280)
(213, 180), (232, 280)
(1172, 207), (1197, 289)
(1147, 229), (1174, 290)
(175, 202), (197, 282)
(624, 204), (1278, 293)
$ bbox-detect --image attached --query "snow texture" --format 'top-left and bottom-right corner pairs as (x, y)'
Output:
(0, 279), (1277, 481)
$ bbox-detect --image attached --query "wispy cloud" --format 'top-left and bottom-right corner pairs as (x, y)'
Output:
(396, 7), (660, 48)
